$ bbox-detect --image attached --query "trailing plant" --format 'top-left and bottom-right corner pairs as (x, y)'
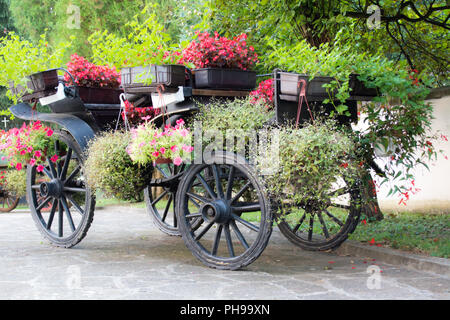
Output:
(84, 131), (153, 202)
(2, 169), (26, 197)
(257, 120), (361, 209)
(264, 33), (437, 200)
(127, 119), (193, 167)
(192, 97), (274, 156)
(121, 99), (161, 128)
(0, 121), (57, 172)
(64, 54), (121, 89)
(0, 32), (71, 102)
(182, 31), (258, 70)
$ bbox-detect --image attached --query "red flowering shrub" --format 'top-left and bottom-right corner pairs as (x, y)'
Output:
(182, 32), (258, 70)
(249, 79), (274, 109)
(122, 100), (161, 127)
(0, 121), (57, 172)
(64, 54), (121, 88)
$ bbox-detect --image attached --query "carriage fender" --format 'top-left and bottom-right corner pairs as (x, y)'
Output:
(9, 103), (96, 152)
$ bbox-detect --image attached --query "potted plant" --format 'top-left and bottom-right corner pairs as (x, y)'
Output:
(127, 118), (193, 167)
(64, 54), (123, 104)
(0, 121), (58, 173)
(0, 32), (71, 103)
(182, 32), (258, 90)
(88, 8), (188, 93)
(84, 131), (153, 202)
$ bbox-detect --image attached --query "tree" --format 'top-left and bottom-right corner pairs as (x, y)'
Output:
(204, 0), (449, 84)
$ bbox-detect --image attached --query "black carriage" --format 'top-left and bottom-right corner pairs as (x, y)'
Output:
(9, 67), (372, 270)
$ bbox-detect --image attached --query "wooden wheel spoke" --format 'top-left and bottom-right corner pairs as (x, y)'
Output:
(324, 209), (344, 226)
(317, 211), (330, 239)
(66, 193), (85, 215)
(230, 220), (249, 250)
(194, 221), (214, 241)
(225, 166), (236, 200)
(151, 190), (168, 206)
(60, 148), (73, 180)
(185, 212), (202, 219)
(36, 196), (52, 211)
(212, 164), (224, 198)
(231, 213), (259, 232)
(63, 187), (86, 193)
(230, 181), (252, 204)
(186, 192), (211, 204)
(58, 200), (63, 237)
(212, 225), (223, 255)
(308, 216), (314, 241)
(61, 197), (76, 232)
(224, 224), (235, 257)
(292, 212), (306, 233)
(47, 157), (58, 178)
(46, 199), (57, 230)
(196, 173), (217, 199)
(231, 202), (260, 213)
(161, 194), (173, 222)
(65, 165), (81, 184)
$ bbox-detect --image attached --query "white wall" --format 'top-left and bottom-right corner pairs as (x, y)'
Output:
(358, 94), (450, 213)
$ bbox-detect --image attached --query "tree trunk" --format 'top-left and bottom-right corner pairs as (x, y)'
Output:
(361, 170), (384, 221)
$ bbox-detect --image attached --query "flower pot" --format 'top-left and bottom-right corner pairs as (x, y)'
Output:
(193, 68), (256, 90)
(9, 69), (59, 98)
(154, 157), (172, 164)
(121, 65), (186, 90)
(279, 72), (337, 98)
(77, 87), (123, 104)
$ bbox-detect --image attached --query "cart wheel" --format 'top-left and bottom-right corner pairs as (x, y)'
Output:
(277, 176), (361, 251)
(144, 163), (185, 236)
(0, 190), (20, 212)
(27, 130), (95, 248)
(176, 151), (273, 270)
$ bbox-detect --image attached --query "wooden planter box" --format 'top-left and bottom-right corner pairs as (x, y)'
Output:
(121, 65), (186, 93)
(279, 72), (378, 101)
(77, 86), (123, 104)
(193, 68), (256, 90)
(9, 69), (59, 100)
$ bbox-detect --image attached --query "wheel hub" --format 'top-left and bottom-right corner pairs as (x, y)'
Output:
(40, 179), (63, 198)
(200, 200), (232, 224)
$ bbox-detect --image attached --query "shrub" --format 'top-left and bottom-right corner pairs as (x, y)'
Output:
(2, 169), (26, 197)
(258, 120), (361, 207)
(85, 131), (153, 202)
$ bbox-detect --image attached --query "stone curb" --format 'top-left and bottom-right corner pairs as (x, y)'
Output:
(335, 240), (450, 277)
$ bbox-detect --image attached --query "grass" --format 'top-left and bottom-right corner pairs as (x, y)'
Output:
(349, 212), (450, 258)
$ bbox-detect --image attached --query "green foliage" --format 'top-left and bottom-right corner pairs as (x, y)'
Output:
(258, 120), (360, 207)
(84, 131), (153, 202)
(193, 98), (274, 155)
(88, 5), (187, 72)
(0, 32), (71, 102)
(4, 168), (26, 197)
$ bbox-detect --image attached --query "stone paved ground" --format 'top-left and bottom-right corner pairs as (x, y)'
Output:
(0, 206), (448, 300)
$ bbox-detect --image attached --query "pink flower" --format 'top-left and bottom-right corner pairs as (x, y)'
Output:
(15, 163), (22, 171)
(29, 158), (36, 166)
(152, 151), (160, 158)
(170, 145), (178, 152)
(34, 150), (42, 158)
(160, 147), (166, 154)
(50, 154), (59, 163)
(173, 156), (183, 166)
(36, 165), (44, 173)
(46, 129), (54, 137)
